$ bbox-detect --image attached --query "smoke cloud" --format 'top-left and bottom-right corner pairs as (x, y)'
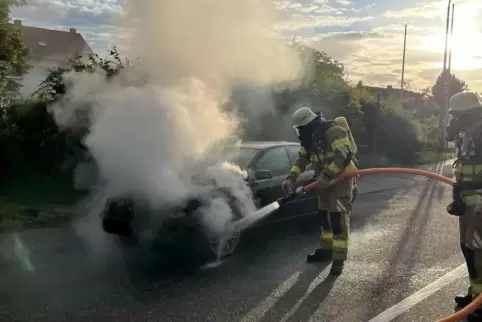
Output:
(50, 0), (304, 250)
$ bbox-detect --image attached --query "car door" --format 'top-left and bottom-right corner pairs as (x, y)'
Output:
(250, 146), (292, 213)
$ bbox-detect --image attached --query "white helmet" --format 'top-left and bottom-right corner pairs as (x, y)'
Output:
(448, 91), (482, 114)
(292, 107), (319, 128)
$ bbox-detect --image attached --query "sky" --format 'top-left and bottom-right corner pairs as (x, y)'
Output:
(9, 0), (482, 92)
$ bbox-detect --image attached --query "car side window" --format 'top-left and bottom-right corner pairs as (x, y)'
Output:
(288, 145), (301, 164)
(254, 147), (291, 178)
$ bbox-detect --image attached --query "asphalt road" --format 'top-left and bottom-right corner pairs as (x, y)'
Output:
(0, 172), (472, 322)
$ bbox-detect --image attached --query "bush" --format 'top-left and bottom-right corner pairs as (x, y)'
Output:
(0, 48), (131, 176)
(0, 45), (447, 188)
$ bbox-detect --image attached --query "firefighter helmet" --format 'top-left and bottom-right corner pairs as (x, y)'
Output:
(292, 107), (319, 128)
(449, 91), (482, 114)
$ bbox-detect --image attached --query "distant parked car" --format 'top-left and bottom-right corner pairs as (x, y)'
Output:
(101, 141), (356, 266)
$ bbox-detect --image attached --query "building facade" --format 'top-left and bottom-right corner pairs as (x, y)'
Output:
(2, 20), (93, 106)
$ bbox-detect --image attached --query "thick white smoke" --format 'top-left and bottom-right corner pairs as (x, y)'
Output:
(49, 0), (303, 250)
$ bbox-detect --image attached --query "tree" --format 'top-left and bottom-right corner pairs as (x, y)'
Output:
(34, 46), (130, 101)
(291, 42), (345, 88)
(431, 70), (468, 109)
(0, 47), (130, 176)
(0, 0), (31, 96)
(398, 79), (412, 92)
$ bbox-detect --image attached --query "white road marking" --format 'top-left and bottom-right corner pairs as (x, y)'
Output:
(366, 264), (467, 322)
(279, 266), (333, 322)
(239, 266), (332, 322)
(239, 271), (301, 322)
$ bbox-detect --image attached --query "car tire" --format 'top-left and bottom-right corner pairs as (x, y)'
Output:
(197, 191), (244, 263)
(206, 228), (241, 259)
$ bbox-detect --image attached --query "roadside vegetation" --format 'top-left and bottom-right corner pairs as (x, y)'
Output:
(0, 1), (461, 231)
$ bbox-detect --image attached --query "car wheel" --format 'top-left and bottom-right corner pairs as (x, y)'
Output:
(207, 229), (241, 258)
(198, 189), (244, 260)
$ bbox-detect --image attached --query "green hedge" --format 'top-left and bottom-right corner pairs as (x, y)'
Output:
(0, 46), (445, 184)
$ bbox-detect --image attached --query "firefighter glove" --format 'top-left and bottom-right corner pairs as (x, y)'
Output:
(447, 201), (466, 216)
(282, 179), (294, 195)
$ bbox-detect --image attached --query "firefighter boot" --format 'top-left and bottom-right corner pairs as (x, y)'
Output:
(455, 286), (472, 307)
(329, 260), (344, 276)
(454, 294), (472, 307)
(306, 248), (332, 262)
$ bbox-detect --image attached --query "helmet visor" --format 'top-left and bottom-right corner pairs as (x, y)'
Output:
(293, 125), (301, 137)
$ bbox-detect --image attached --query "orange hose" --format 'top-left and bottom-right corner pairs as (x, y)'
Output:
(340, 167), (455, 185)
(304, 167), (482, 321)
(302, 167), (455, 192)
(435, 293), (482, 322)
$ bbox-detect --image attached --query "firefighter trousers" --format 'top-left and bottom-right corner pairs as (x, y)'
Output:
(460, 213), (482, 302)
(319, 209), (350, 260)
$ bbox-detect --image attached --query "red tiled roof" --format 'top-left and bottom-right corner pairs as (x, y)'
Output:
(13, 21), (93, 61)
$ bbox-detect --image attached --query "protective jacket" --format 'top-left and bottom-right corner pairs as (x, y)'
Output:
(286, 120), (357, 213)
(287, 121), (357, 183)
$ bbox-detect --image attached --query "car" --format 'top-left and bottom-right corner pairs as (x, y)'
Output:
(100, 141), (357, 267)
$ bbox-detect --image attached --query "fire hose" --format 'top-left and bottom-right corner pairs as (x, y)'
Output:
(233, 165), (481, 321)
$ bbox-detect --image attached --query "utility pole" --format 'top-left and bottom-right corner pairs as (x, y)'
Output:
(400, 24), (407, 101)
(374, 90), (381, 151)
(444, 4), (455, 152)
(443, 1), (452, 73)
(448, 4), (455, 73)
(439, 0), (452, 149)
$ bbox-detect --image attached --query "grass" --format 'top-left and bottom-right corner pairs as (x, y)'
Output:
(415, 148), (455, 165)
(0, 174), (85, 232)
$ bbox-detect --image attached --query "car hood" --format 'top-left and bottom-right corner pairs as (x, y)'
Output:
(189, 161), (248, 185)
(103, 160), (252, 221)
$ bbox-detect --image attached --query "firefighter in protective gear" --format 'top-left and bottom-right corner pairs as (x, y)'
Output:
(445, 91), (482, 319)
(282, 107), (357, 276)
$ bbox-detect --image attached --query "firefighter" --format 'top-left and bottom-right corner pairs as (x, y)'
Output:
(282, 107), (357, 275)
(445, 91), (482, 319)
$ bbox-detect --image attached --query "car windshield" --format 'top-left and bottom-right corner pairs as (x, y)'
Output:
(223, 147), (258, 169)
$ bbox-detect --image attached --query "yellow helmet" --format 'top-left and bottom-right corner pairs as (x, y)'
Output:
(448, 91), (482, 114)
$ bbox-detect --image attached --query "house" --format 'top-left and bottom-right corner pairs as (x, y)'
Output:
(4, 19), (93, 104)
(362, 85), (424, 101)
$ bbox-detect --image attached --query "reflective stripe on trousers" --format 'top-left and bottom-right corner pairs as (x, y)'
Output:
(319, 210), (350, 260)
(463, 194), (480, 206)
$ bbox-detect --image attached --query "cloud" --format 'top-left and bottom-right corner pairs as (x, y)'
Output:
(9, 0), (482, 92)
(307, 26), (445, 89)
(335, 0), (352, 6)
(304, 0), (482, 91)
(277, 13), (373, 30)
(383, 2), (441, 19)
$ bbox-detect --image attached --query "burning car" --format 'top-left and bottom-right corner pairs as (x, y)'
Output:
(100, 141), (357, 266)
